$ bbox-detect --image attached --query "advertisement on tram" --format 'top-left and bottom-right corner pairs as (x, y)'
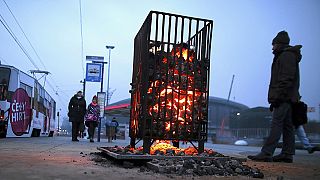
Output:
(0, 64), (56, 138)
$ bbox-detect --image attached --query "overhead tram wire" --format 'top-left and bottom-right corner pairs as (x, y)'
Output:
(0, 6), (67, 110)
(0, 13), (66, 108)
(79, 0), (85, 78)
(3, 0), (60, 92)
(0, 13), (39, 70)
(3, 0), (72, 106)
(3, 0), (47, 70)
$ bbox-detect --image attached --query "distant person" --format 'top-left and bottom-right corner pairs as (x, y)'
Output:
(111, 117), (119, 140)
(85, 95), (100, 143)
(105, 117), (116, 142)
(68, 91), (86, 142)
(248, 31), (302, 163)
(296, 125), (317, 154)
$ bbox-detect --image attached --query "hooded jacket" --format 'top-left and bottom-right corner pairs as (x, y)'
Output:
(268, 45), (302, 104)
(68, 94), (86, 121)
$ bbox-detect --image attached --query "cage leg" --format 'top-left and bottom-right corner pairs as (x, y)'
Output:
(143, 137), (151, 154)
(130, 138), (136, 149)
(172, 140), (179, 148)
(198, 139), (204, 154)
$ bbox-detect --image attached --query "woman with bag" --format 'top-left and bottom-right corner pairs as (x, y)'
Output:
(85, 95), (100, 142)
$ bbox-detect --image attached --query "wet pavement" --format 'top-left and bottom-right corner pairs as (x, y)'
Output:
(0, 136), (319, 179)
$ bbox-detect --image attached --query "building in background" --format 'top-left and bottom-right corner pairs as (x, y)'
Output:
(104, 97), (249, 142)
(102, 97), (319, 145)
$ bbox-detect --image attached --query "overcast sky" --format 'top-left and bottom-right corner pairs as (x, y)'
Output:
(0, 0), (319, 120)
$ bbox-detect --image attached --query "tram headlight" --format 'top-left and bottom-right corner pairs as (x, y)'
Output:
(0, 110), (4, 121)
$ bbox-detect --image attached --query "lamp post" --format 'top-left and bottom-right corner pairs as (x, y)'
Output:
(57, 109), (61, 136)
(98, 45), (114, 142)
(105, 45), (114, 107)
(80, 79), (86, 98)
(236, 112), (240, 138)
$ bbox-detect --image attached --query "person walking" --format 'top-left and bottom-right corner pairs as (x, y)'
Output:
(68, 91), (86, 142)
(85, 95), (100, 142)
(111, 117), (119, 140)
(248, 31), (302, 163)
(296, 125), (317, 154)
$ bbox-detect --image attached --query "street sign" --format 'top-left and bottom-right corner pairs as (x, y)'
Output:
(86, 56), (104, 62)
(97, 92), (106, 118)
(86, 63), (102, 82)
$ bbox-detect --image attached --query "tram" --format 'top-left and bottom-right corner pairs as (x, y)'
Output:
(0, 64), (56, 138)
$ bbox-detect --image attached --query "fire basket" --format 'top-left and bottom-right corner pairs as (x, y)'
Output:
(129, 11), (213, 154)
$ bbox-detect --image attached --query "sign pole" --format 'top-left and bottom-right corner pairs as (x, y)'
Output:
(97, 92), (106, 142)
(94, 61), (108, 142)
(97, 63), (105, 142)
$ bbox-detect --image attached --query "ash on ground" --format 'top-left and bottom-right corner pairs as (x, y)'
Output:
(148, 158), (264, 178)
(90, 152), (264, 179)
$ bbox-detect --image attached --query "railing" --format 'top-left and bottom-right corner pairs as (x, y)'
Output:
(230, 128), (271, 139)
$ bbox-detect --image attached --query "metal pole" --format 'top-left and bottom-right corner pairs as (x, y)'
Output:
(57, 111), (60, 136)
(80, 79), (86, 98)
(97, 64), (105, 142)
(106, 48), (111, 106)
(105, 46), (114, 106)
(83, 79), (86, 98)
(227, 74), (235, 102)
(103, 45), (114, 142)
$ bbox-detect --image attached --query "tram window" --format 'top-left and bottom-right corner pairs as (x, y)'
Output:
(0, 67), (10, 101)
(20, 82), (32, 97)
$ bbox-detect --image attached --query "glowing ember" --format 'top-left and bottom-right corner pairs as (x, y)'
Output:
(125, 141), (217, 156)
(150, 140), (182, 155)
(145, 44), (204, 137)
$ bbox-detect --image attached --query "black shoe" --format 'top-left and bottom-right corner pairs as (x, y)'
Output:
(72, 139), (79, 142)
(307, 147), (316, 154)
(248, 152), (272, 162)
(90, 138), (94, 143)
(273, 153), (293, 163)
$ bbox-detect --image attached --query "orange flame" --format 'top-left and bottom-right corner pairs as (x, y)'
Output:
(147, 44), (202, 135)
(149, 141), (211, 156)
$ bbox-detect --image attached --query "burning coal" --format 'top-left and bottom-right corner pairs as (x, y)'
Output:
(147, 44), (204, 137)
(131, 43), (208, 140)
(108, 141), (222, 157)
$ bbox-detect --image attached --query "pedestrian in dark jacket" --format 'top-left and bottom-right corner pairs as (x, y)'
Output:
(85, 95), (100, 142)
(248, 31), (302, 163)
(68, 91), (86, 141)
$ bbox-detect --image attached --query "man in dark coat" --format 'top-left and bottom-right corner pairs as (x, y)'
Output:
(248, 31), (302, 163)
(68, 91), (86, 141)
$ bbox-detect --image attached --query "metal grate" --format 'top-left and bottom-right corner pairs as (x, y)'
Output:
(129, 11), (213, 154)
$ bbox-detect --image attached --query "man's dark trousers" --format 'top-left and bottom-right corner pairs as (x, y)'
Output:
(72, 121), (80, 140)
(262, 102), (295, 155)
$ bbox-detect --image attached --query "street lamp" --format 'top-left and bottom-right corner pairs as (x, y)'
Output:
(80, 79), (86, 98)
(57, 108), (61, 136)
(96, 45), (114, 142)
(105, 45), (114, 107)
